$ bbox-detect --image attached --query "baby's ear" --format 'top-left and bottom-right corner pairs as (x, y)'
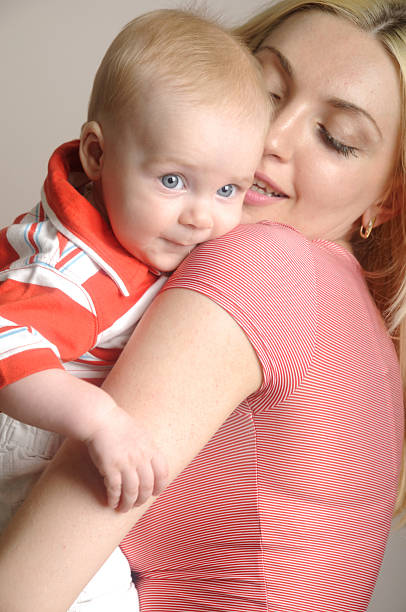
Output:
(79, 121), (104, 180)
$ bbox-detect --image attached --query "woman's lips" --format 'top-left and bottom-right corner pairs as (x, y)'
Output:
(244, 173), (289, 207)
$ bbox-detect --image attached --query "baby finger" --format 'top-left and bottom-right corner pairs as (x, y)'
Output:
(117, 470), (140, 513)
(104, 471), (122, 509)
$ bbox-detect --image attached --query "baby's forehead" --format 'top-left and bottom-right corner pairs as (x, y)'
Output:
(104, 100), (263, 188)
(87, 9), (270, 135)
(117, 85), (269, 142)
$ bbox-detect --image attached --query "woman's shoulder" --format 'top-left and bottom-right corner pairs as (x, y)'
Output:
(181, 221), (315, 287)
(219, 220), (309, 250)
(166, 221), (318, 404)
(168, 221), (318, 315)
(198, 221), (361, 281)
(198, 221), (311, 255)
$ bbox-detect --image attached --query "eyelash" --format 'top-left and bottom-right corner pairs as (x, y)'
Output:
(261, 55), (362, 159)
(317, 123), (359, 158)
(269, 92), (281, 102)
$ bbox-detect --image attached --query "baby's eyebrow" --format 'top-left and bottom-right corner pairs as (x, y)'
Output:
(327, 98), (382, 138)
(256, 45), (294, 79)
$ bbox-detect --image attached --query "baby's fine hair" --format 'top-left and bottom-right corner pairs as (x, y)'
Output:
(87, 8), (270, 127)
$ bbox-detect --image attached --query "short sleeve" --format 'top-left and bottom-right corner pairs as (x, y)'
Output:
(0, 266), (97, 388)
(162, 223), (317, 409)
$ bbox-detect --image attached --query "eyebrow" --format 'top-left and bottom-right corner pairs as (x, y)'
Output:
(257, 45), (294, 78)
(327, 98), (382, 138)
(257, 45), (382, 137)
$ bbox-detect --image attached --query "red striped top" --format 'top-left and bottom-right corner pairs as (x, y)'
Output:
(120, 222), (404, 611)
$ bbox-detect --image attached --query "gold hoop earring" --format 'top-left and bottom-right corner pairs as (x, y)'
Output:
(360, 217), (376, 239)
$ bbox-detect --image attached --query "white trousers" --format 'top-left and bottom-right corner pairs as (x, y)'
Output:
(69, 547), (139, 611)
(0, 414), (139, 611)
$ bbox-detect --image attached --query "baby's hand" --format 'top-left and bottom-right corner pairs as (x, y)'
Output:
(84, 405), (169, 512)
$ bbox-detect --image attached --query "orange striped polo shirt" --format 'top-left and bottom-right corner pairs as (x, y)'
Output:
(0, 140), (165, 388)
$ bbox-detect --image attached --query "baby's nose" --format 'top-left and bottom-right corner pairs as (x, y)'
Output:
(179, 201), (214, 230)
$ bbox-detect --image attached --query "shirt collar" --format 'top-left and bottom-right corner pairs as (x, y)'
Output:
(42, 140), (160, 296)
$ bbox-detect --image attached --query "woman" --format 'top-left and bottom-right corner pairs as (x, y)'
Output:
(0, 0), (405, 610)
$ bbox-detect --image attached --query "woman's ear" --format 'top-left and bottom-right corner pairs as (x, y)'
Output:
(362, 173), (402, 230)
(79, 121), (104, 181)
(368, 171), (403, 229)
(361, 200), (396, 231)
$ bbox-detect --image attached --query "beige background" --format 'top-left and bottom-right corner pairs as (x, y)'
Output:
(1, 1), (405, 610)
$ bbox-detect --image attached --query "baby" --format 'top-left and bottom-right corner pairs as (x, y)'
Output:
(0, 8), (269, 611)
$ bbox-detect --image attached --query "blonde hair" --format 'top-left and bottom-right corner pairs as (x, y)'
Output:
(87, 9), (270, 128)
(235, 0), (406, 523)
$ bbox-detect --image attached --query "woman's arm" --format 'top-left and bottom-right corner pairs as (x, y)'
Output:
(0, 288), (262, 612)
(0, 369), (169, 511)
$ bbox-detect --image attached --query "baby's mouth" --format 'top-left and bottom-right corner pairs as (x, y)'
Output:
(251, 179), (287, 198)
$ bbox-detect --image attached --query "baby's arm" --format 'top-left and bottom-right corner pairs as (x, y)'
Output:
(0, 370), (168, 511)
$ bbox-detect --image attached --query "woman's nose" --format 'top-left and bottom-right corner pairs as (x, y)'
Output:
(263, 103), (302, 162)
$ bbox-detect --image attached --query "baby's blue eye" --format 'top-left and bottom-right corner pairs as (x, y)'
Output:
(217, 184), (236, 198)
(161, 174), (185, 190)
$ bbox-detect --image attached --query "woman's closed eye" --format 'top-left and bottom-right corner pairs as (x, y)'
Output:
(268, 91), (283, 104)
(160, 174), (186, 190)
(317, 123), (359, 158)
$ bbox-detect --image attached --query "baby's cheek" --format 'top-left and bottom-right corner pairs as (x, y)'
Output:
(220, 213), (241, 236)
(241, 206), (255, 224)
